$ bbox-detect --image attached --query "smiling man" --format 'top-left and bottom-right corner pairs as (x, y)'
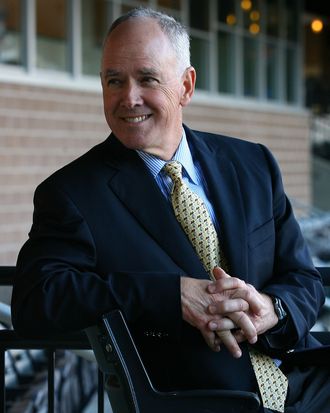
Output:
(101, 15), (195, 159)
(12, 7), (330, 413)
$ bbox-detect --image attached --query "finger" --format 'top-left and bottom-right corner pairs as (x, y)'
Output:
(216, 330), (242, 358)
(210, 284), (263, 316)
(208, 276), (245, 294)
(208, 298), (249, 315)
(208, 310), (257, 344)
(208, 317), (236, 332)
(231, 286), (264, 315)
(229, 311), (257, 344)
(201, 330), (221, 352)
(233, 330), (250, 344)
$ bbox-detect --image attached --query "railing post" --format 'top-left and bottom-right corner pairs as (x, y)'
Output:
(47, 349), (55, 413)
(98, 369), (104, 413)
(0, 349), (5, 413)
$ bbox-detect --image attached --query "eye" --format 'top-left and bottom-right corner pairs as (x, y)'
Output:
(141, 76), (158, 85)
(106, 78), (122, 87)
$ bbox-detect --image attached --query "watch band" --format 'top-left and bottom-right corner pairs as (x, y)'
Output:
(271, 296), (287, 322)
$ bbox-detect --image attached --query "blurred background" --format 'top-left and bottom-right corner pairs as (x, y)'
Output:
(0, 1), (329, 411)
(0, 0), (329, 267)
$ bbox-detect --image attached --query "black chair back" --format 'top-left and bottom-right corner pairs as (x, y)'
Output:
(85, 310), (261, 413)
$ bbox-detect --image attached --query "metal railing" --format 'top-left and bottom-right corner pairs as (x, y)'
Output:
(0, 266), (105, 413)
(1, 266), (330, 413)
(310, 115), (330, 145)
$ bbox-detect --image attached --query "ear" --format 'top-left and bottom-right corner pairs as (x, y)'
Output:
(180, 66), (196, 107)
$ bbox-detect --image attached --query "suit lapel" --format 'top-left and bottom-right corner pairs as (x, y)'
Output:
(103, 136), (207, 278)
(186, 127), (249, 279)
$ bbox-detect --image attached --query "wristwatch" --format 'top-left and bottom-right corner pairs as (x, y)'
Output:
(271, 296), (287, 323)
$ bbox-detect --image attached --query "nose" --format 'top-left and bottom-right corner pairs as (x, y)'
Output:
(120, 81), (143, 109)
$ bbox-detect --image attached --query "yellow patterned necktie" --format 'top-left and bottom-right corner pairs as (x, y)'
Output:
(163, 161), (288, 413)
(164, 161), (221, 278)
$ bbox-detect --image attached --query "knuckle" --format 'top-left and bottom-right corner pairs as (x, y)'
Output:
(222, 301), (232, 314)
(215, 301), (225, 313)
(239, 299), (248, 311)
(246, 283), (256, 292)
(232, 278), (241, 288)
(245, 289), (254, 301)
(234, 313), (251, 332)
(236, 312), (246, 325)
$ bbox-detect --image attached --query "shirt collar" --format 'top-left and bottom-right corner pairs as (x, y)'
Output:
(137, 128), (198, 184)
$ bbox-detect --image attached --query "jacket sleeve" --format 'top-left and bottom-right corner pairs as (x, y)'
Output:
(11, 180), (182, 339)
(258, 144), (325, 351)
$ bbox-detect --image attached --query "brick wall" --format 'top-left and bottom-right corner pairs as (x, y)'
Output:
(184, 100), (311, 202)
(0, 82), (311, 265)
(0, 82), (108, 265)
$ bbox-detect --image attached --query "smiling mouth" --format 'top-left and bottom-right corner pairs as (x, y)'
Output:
(121, 115), (151, 123)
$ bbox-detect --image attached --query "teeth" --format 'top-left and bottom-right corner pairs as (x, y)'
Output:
(124, 115), (149, 123)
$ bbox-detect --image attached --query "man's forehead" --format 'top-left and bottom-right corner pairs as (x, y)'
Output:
(101, 18), (177, 74)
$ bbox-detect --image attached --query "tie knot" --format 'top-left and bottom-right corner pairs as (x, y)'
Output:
(163, 161), (183, 182)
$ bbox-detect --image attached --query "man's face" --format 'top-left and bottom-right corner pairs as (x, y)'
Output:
(101, 18), (195, 160)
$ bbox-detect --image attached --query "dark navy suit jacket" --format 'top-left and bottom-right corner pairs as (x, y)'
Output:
(12, 125), (325, 392)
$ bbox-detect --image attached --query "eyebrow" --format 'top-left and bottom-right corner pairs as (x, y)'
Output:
(103, 69), (120, 77)
(103, 67), (159, 77)
(137, 68), (159, 76)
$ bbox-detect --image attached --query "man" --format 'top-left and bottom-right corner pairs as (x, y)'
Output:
(11, 7), (330, 413)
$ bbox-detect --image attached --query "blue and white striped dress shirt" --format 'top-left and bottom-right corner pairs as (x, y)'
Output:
(136, 129), (219, 232)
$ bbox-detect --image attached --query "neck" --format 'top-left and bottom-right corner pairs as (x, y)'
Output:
(144, 131), (183, 161)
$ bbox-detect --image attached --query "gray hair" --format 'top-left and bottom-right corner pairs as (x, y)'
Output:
(106, 7), (191, 74)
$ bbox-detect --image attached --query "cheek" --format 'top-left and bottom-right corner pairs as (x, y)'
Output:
(102, 100), (117, 128)
(152, 88), (182, 115)
(103, 90), (118, 111)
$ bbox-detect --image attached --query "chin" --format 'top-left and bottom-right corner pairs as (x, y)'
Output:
(118, 135), (151, 151)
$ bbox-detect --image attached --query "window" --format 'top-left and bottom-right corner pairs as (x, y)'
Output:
(242, 0), (261, 34)
(284, 0), (299, 103)
(189, 0), (210, 90)
(121, 3), (140, 15)
(217, 0), (237, 94)
(215, 0), (301, 104)
(285, 0), (298, 42)
(286, 46), (297, 103)
(0, 0), (22, 66)
(82, 0), (109, 76)
(0, 0), (303, 107)
(218, 0), (236, 25)
(266, 42), (279, 100)
(191, 36), (210, 90)
(190, 0), (209, 31)
(266, 0), (279, 37)
(243, 36), (258, 97)
(36, 0), (68, 71)
(217, 31), (235, 94)
(158, 0), (181, 10)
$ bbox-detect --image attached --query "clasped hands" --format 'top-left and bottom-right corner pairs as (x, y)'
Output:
(180, 267), (279, 358)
